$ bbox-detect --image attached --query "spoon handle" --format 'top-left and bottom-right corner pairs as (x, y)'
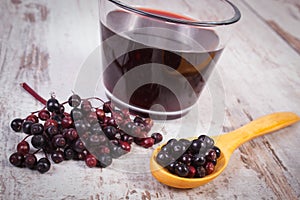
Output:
(216, 112), (300, 154)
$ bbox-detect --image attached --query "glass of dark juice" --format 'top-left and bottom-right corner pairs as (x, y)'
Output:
(99, 0), (241, 119)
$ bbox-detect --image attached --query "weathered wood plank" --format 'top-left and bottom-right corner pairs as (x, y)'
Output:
(0, 0), (300, 199)
(242, 0), (300, 54)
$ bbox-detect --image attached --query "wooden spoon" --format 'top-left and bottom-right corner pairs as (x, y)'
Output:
(150, 112), (300, 189)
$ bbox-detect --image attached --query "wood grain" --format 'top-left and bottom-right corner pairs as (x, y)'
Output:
(0, 0), (300, 199)
(267, 20), (300, 54)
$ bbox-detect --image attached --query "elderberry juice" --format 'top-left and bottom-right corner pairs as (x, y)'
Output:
(101, 9), (223, 117)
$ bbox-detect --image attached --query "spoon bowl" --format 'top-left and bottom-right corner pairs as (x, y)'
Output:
(150, 112), (300, 189)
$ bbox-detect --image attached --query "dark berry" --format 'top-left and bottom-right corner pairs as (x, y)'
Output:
(211, 159), (217, 166)
(22, 121), (33, 135)
(30, 123), (44, 135)
(133, 116), (144, 124)
(45, 125), (59, 137)
(17, 140), (30, 155)
(51, 115), (63, 126)
(31, 134), (46, 149)
(192, 155), (206, 167)
(174, 163), (189, 177)
(43, 140), (55, 154)
(198, 135), (214, 148)
(64, 147), (75, 160)
(156, 134), (220, 179)
(68, 94), (81, 107)
(73, 138), (86, 153)
(44, 119), (58, 129)
(47, 98), (60, 112)
(9, 152), (24, 167)
(102, 126), (117, 140)
(189, 139), (206, 154)
(55, 104), (65, 115)
(166, 161), (178, 174)
(36, 158), (51, 173)
(38, 110), (51, 121)
(63, 128), (78, 142)
(74, 152), (86, 160)
(180, 153), (192, 165)
(10, 118), (23, 132)
(51, 150), (64, 163)
(24, 153), (37, 169)
(120, 134), (134, 144)
(52, 134), (66, 148)
(206, 149), (217, 161)
(213, 146), (221, 158)
(151, 132), (163, 144)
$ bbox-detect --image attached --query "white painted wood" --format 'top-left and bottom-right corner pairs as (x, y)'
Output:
(0, 0), (299, 199)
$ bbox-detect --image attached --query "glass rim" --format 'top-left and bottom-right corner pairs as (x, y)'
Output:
(107, 0), (241, 27)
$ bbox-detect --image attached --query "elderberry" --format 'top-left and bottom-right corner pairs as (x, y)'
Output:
(156, 135), (221, 178)
(68, 94), (81, 107)
(46, 98), (60, 112)
(10, 118), (23, 132)
(9, 85), (163, 174)
(36, 158), (51, 173)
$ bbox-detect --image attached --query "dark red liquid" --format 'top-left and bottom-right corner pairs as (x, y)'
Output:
(101, 9), (223, 116)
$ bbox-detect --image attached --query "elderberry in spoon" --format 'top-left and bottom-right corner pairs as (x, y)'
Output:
(150, 112), (300, 188)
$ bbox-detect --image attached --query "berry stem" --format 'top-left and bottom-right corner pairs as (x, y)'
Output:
(31, 106), (47, 114)
(85, 97), (105, 104)
(33, 149), (41, 155)
(44, 151), (49, 159)
(22, 135), (31, 142)
(20, 82), (47, 105)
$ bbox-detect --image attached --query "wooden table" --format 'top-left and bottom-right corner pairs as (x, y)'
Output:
(1, 0), (300, 199)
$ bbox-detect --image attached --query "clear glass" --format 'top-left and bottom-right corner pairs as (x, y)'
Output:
(99, 0), (241, 119)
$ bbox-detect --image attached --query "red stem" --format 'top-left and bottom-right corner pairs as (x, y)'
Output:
(20, 82), (47, 105)
(85, 97), (105, 104)
(22, 135), (31, 142)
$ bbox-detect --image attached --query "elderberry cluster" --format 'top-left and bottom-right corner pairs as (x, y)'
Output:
(9, 94), (163, 173)
(156, 135), (221, 178)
